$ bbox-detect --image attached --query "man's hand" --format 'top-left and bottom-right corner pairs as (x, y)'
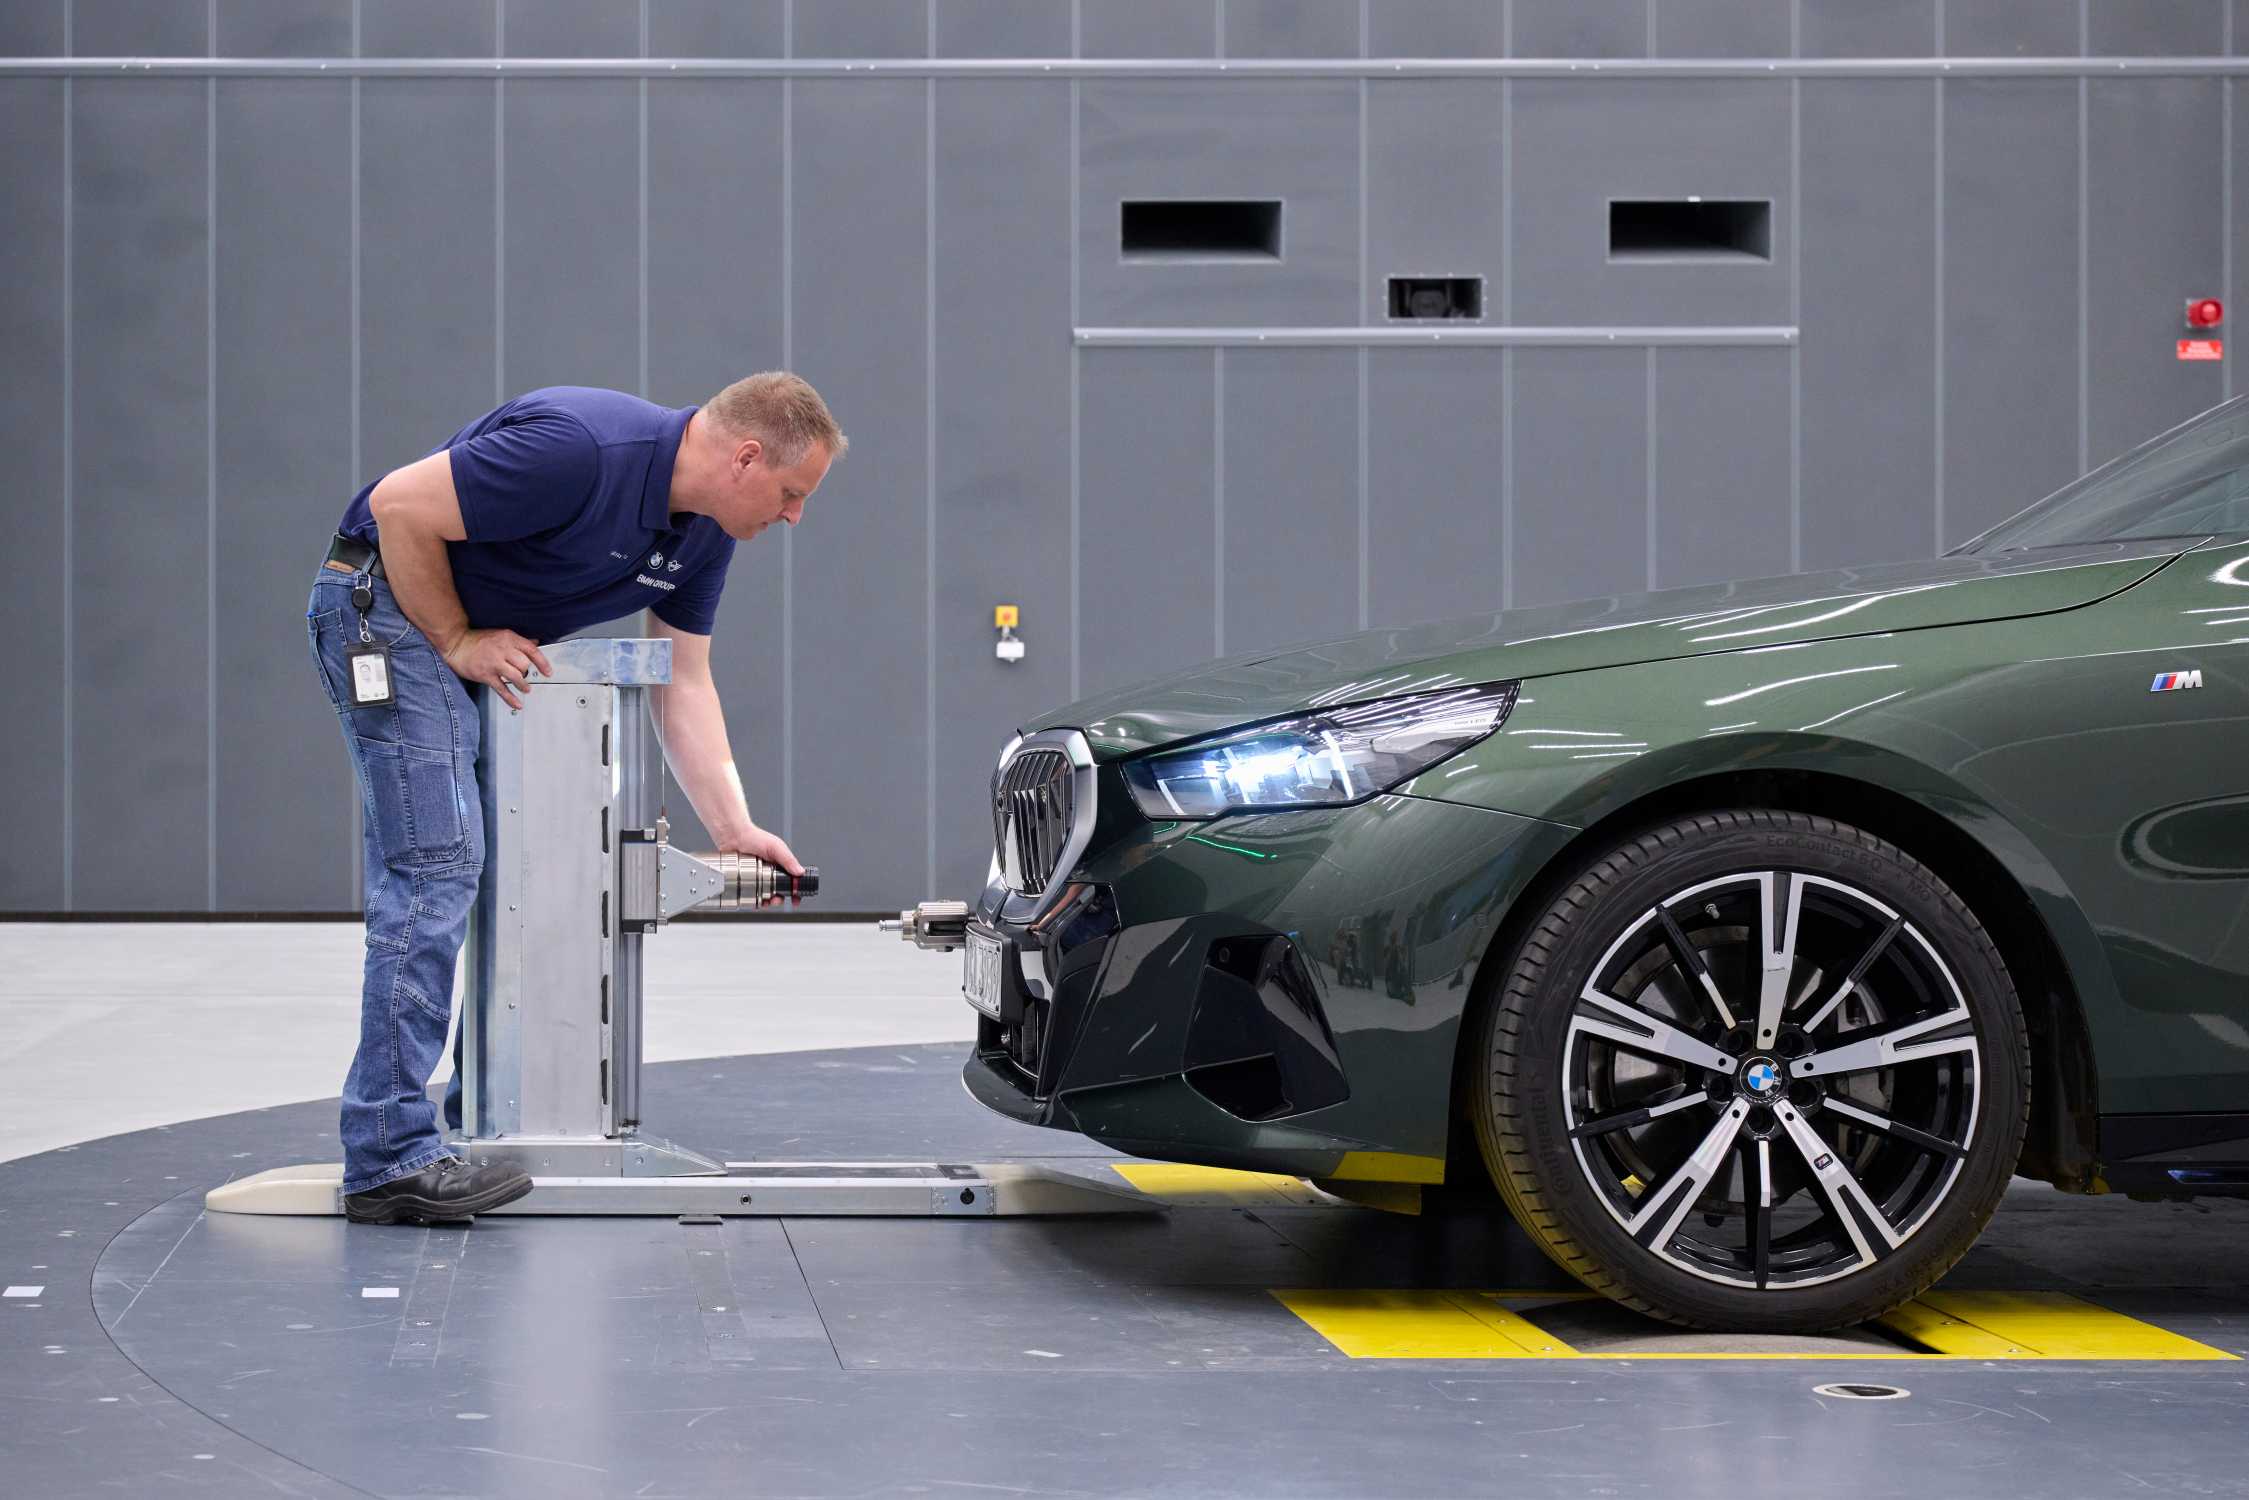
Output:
(444, 628), (553, 711)
(731, 824), (804, 877)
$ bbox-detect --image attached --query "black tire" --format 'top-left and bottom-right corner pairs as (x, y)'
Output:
(1469, 809), (2030, 1332)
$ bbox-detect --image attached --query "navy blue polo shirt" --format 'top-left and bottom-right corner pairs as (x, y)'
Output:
(337, 386), (736, 641)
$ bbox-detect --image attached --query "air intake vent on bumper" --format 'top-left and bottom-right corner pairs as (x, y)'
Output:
(1183, 935), (1348, 1121)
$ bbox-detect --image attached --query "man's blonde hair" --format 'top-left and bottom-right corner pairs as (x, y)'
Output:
(704, 372), (848, 467)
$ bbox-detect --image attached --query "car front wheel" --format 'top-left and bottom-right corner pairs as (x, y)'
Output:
(1469, 809), (2030, 1331)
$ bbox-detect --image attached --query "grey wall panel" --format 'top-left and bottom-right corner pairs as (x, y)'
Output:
(1080, 0), (1212, 57)
(1799, 0), (1936, 58)
(213, 80), (353, 910)
(1367, 0), (1501, 56)
(1079, 349), (1215, 692)
(1079, 81), (1359, 326)
(0, 80), (67, 908)
(1365, 79), (1503, 322)
(2086, 78), (2225, 469)
(0, 3), (65, 52)
(1944, 4), (2080, 56)
(1943, 81), (2081, 548)
(934, 0), (1071, 57)
(1651, 348), (1791, 589)
(1365, 349), (1503, 625)
(215, 0), (350, 56)
(1220, 347), (1359, 654)
(647, 1), (785, 56)
(1655, 0), (1790, 58)
(641, 86), (786, 854)
(1800, 81), (1937, 568)
(71, 0), (206, 54)
(1510, 0), (1645, 59)
(70, 79), (208, 908)
(787, 79), (927, 909)
(1224, 0), (1360, 58)
(647, 83), (785, 408)
(360, 82), (497, 472)
(2091, 2), (2225, 56)
(504, 80), (639, 395)
(794, 0), (929, 58)
(503, 0), (641, 57)
(363, 0), (496, 56)
(1509, 80), (1790, 327)
(1510, 348), (1646, 607)
(932, 80), (1073, 899)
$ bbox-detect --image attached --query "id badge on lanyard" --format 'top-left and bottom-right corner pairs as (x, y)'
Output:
(346, 576), (396, 707)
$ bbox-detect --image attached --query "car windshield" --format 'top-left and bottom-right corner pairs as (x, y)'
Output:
(1955, 394), (2249, 553)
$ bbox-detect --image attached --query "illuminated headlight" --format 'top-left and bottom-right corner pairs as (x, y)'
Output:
(1121, 682), (1519, 819)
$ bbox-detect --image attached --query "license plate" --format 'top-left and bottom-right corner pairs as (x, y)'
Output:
(963, 928), (1005, 1020)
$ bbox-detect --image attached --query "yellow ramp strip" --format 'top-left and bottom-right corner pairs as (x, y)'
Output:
(1109, 1163), (1329, 1207)
(1902, 1291), (2238, 1361)
(1271, 1290), (1579, 1359)
(1274, 1288), (2237, 1361)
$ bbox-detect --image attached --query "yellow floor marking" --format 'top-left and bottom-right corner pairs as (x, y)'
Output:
(1271, 1291), (1577, 1358)
(1906, 1291), (2238, 1361)
(1327, 1151), (1447, 1184)
(1109, 1163), (1330, 1207)
(1274, 1289), (2239, 1361)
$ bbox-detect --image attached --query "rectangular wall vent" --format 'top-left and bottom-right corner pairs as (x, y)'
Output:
(1609, 199), (1773, 262)
(1121, 200), (1283, 261)
(1388, 276), (1484, 320)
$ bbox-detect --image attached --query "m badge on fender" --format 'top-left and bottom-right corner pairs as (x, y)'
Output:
(2151, 669), (2203, 692)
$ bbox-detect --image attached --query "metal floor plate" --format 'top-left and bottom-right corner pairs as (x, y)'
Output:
(7, 1042), (2249, 1498)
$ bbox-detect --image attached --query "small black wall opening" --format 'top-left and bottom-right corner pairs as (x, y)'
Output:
(1609, 199), (1772, 262)
(1388, 276), (1484, 320)
(1121, 200), (1283, 260)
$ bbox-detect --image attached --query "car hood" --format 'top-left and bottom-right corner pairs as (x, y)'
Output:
(1033, 540), (2185, 760)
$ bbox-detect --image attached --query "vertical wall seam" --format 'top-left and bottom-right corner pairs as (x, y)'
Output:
(349, 0), (363, 908)
(493, 10), (505, 406)
(1357, 350), (1368, 630)
(1501, 6), (1514, 608)
(1644, 347), (1656, 589)
(637, 0), (647, 399)
(1501, 349), (1513, 609)
(1068, 57), (1080, 700)
(60, 2), (73, 910)
(2078, 0), (2089, 473)
(1788, 1), (1801, 574)
(1357, 55), (1367, 629)
(1933, 74), (1945, 552)
(205, 56), (217, 910)
(924, 75), (935, 896)
(780, 0), (793, 841)
(1213, 347), (1224, 657)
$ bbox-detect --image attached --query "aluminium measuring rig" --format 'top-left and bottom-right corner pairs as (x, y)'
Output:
(209, 637), (1151, 1220)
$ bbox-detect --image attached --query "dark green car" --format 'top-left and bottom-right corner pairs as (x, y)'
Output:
(956, 395), (2249, 1331)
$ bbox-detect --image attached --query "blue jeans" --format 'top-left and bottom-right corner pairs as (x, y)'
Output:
(306, 565), (483, 1195)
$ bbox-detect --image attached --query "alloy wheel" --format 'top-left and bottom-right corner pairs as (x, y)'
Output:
(1560, 870), (1981, 1291)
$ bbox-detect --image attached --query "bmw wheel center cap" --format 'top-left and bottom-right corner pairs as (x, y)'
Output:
(1741, 1057), (1783, 1098)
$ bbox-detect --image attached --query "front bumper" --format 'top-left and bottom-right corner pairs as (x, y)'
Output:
(961, 779), (1575, 1181)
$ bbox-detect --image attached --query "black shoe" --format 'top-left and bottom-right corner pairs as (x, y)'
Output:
(344, 1157), (533, 1224)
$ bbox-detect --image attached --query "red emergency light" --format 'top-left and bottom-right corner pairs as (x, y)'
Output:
(2186, 297), (2225, 329)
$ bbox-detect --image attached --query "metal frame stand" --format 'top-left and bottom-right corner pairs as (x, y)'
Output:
(209, 639), (1152, 1220)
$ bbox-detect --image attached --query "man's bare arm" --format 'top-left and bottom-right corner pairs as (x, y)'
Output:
(365, 451), (552, 709)
(646, 613), (802, 874)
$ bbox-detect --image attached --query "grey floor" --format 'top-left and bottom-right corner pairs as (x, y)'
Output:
(4, 927), (2249, 1498)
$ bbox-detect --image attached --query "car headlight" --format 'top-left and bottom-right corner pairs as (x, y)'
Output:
(1121, 682), (1519, 819)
